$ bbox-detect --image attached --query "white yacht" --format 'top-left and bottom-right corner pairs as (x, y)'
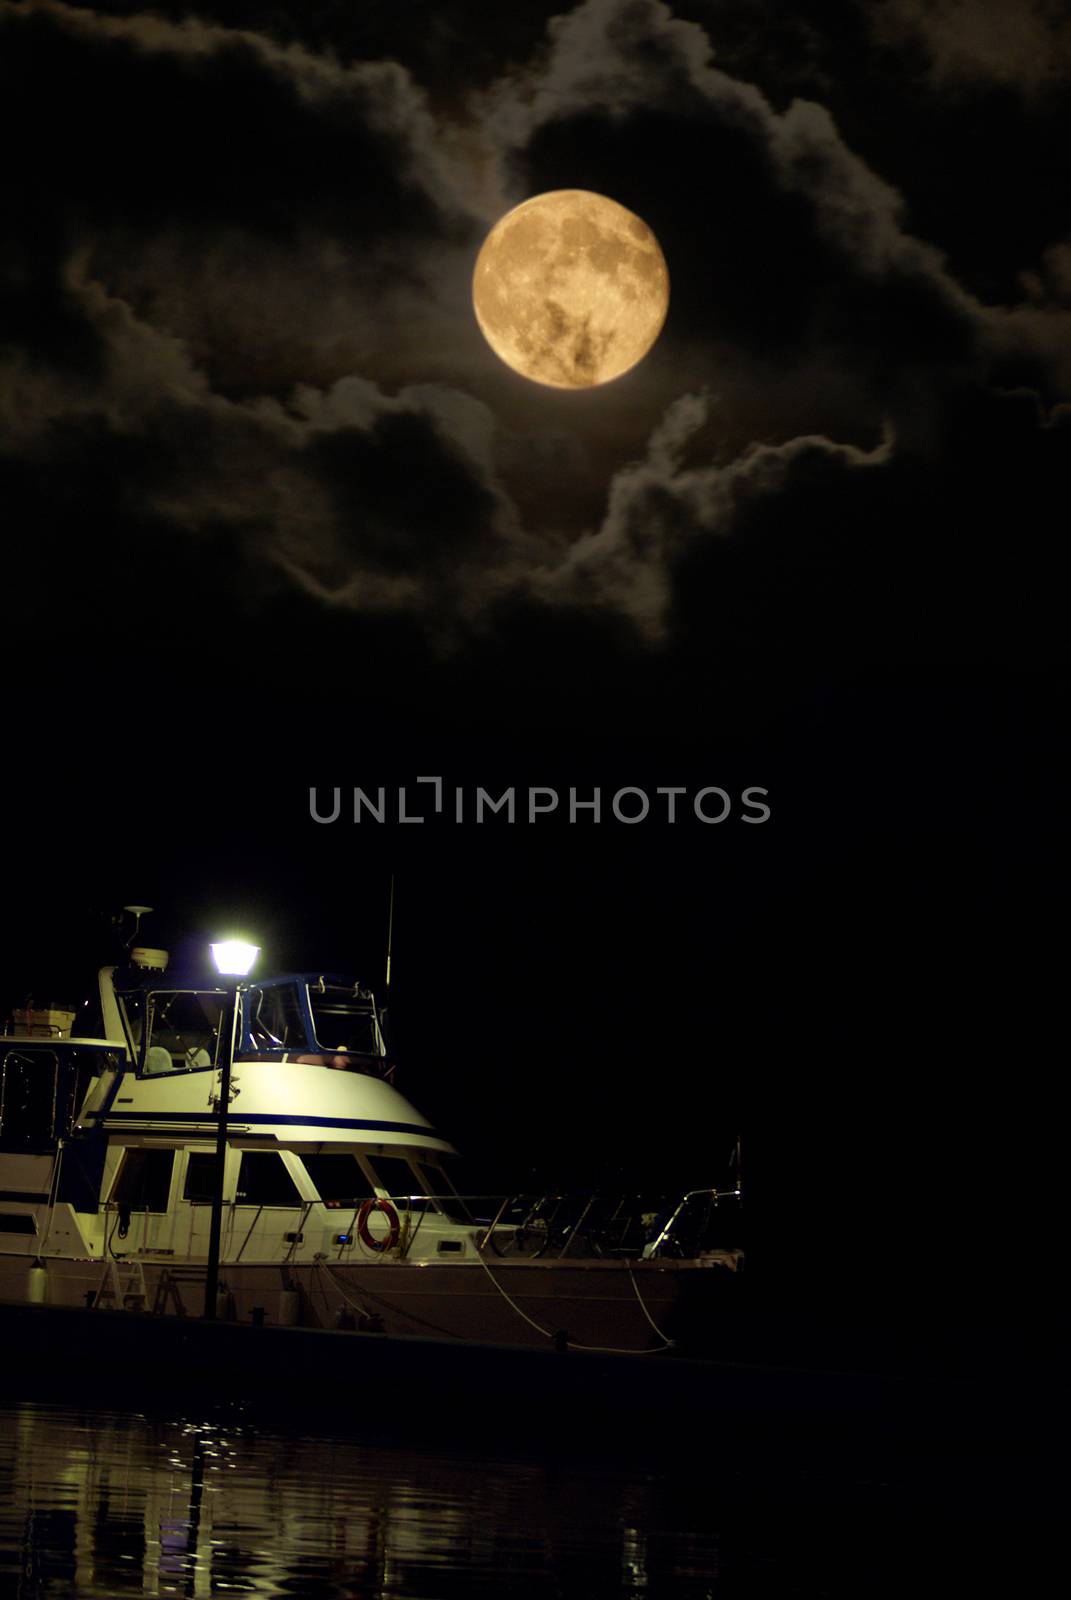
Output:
(0, 928), (742, 1354)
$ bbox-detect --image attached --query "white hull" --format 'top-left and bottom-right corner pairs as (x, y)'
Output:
(0, 1250), (732, 1354)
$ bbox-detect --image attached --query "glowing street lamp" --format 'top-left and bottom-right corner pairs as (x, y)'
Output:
(210, 941), (259, 977)
(203, 937), (259, 1320)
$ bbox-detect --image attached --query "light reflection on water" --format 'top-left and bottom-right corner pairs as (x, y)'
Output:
(0, 1397), (1048, 1597)
(5, 1401), (716, 1600)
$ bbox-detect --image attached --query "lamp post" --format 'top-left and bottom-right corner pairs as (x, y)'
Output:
(203, 939), (259, 1321)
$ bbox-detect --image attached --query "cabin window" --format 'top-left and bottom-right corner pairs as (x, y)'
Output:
(0, 1051), (59, 1145)
(236, 1152), (302, 1207)
(246, 985), (307, 1052)
(301, 1154), (375, 1206)
(0, 1214), (37, 1234)
(112, 1149), (175, 1212)
(183, 1152), (220, 1204)
(418, 1163), (472, 1223)
(308, 985), (379, 1055)
(366, 1155), (418, 1199)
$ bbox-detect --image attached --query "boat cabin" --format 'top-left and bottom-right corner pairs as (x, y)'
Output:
(109, 970), (390, 1078)
(1, 956), (462, 1270)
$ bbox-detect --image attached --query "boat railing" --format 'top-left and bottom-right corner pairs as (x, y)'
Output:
(461, 1187), (743, 1261)
(91, 1188), (742, 1264)
(641, 1186), (743, 1259)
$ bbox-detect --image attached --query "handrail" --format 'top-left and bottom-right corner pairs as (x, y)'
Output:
(234, 1204), (264, 1262)
(556, 1193), (597, 1259)
(643, 1185), (742, 1258)
(462, 1185), (743, 1261)
(89, 1186), (741, 1264)
(475, 1194), (513, 1252)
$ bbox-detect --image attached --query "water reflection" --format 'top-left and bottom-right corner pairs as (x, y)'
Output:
(0, 1396), (1051, 1597)
(2, 1400), (727, 1598)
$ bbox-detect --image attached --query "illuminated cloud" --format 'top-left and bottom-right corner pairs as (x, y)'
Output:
(0, 0), (1066, 663)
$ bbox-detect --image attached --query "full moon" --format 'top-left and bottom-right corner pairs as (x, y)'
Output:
(472, 190), (669, 389)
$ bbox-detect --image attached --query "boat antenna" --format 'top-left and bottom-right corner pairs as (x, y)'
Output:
(384, 875), (395, 995)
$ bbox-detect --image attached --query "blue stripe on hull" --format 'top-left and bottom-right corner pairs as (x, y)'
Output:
(99, 1111), (439, 1138)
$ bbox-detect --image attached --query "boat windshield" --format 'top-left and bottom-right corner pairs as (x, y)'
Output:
(308, 986), (380, 1056)
(140, 991), (226, 1072)
(246, 984), (308, 1052)
(239, 981), (387, 1072)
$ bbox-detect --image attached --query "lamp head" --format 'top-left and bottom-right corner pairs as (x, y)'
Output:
(210, 940), (259, 977)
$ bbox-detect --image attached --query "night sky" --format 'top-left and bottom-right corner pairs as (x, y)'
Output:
(1, 1), (1067, 1321)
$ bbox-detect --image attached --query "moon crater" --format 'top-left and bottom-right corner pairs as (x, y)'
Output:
(473, 190), (669, 389)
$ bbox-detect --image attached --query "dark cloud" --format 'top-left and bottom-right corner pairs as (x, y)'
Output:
(867, 0), (1071, 98)
(0, 0), (1067, 688)
(1, 0), (482, 402)
(643, 2), (1071, 310)
(3, 2), (463, 241)
(540, 400), (892, 637)
(55, 0), (556, 107)
(668, 387), (1069, 668)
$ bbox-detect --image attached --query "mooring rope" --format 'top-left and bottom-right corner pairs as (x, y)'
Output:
(319, 1261), (464, 1340)
(475, 1251), (673, 1355)
(627, 1266), (674, 1346)
(314, 1250), (674, 1356)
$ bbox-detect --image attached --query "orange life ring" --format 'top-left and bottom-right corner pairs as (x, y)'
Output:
(357, 1197), (400, 1253)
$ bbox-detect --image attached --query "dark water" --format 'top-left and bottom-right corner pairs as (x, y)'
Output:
(0, 1397), (1056, 1597)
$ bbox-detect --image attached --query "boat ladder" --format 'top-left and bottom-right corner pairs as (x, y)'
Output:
(93, 1258), (148, 1312)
